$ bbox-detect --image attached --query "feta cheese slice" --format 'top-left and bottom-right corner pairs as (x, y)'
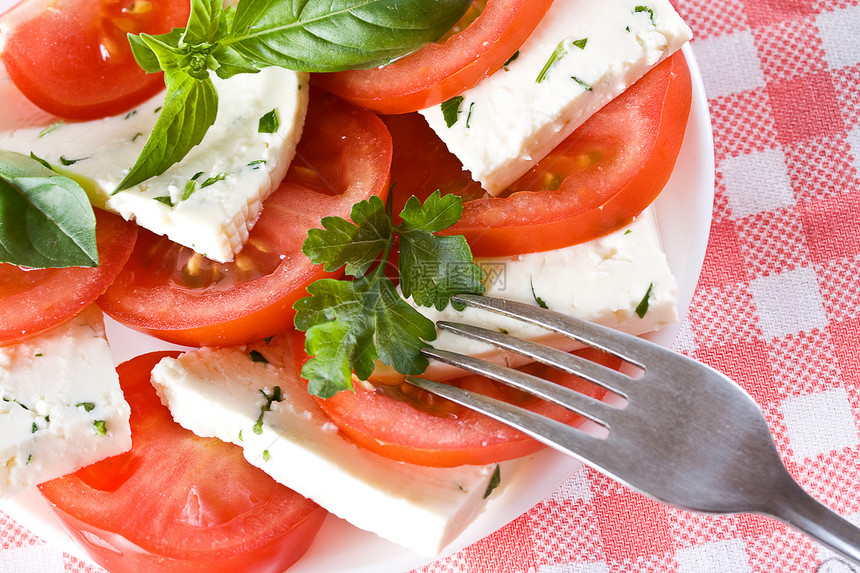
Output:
(0, 306), (132, 499)
(150, 338), (505, 556)
(420, 0), (692, 194)
(395, 206), (677, 382)
(0, 67), (309, 262)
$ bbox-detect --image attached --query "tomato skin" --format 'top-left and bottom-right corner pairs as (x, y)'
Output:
(389, 52), (693, 257)
(97, 90), (393, 347)
(0, 0), (190, 119)
(135, 276), (328, 348)
(39, 351), (328, 573)
(294, 332), (616, 467)
(0, 208), (137, 346)
(0, 58), (58, 131)
(313, 0), (553, 114)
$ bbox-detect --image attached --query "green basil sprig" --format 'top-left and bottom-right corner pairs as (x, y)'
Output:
(0, 151), (98, 269)
(117, 0), (471, 192)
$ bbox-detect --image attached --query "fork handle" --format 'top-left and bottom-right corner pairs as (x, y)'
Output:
(771, 477), (860, 565)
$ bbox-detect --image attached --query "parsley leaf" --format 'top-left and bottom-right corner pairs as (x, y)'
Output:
(302, 196), (393, 277)
(536, 37), (588, 83)
(484, 464), (501, 498)
(635, 283), (654, 318)
(258, 108), (280, 133)
(294, 192), (484, 397)
(397, 193), (484, 311)
(441, 96), (464, 128)
(635, 5), (656, 25)
(530, 276), (548, 309)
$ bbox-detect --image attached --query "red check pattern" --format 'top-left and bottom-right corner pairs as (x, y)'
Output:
(415, 0), (860, 570)
(2, 0), (860, 571)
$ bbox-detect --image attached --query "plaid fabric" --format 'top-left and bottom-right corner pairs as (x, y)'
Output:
(419, 0), (860, 571)
(2, 0), (860, 571)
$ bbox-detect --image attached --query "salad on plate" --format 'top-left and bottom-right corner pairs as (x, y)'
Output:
(0, 0), (714, 571)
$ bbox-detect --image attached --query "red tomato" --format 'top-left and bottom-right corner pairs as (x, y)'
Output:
(0, 209), (137, 346)
(0, 58), (58, 131)
(387, 52), (693, 257)
(294, 332), (617, 467)
(97, 90), (393, 347)
(313, 0), (553, 114)
(0, 0), (190, 119)
(38, 351), (327, 573)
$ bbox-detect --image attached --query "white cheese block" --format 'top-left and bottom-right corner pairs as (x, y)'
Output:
(0, 306), (132, 499)
(420, 0), (692, 195)
(398, 206), (677, 381)
(150, 338), (507, 556)
(0, 67), (309, 262)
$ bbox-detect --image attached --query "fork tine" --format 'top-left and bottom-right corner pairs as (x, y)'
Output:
(405, 376), (608, 463)
(452, 293), (663, 366)
(420, 346), (622, 428)
(416, 296), (860, 565)
(436, 321), (634, 397)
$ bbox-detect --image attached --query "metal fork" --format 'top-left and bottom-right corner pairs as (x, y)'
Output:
(404, 294), (860, 564)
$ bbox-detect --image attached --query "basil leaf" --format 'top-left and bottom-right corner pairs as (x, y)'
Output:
(0, 151), (98, 268)
(184, 0), (224, 44)
(128, 33), (168, 73)
(210, 44), (260, 79)
(183, 0), (261, 79)
(228, 0), (472, 72)
(123, 0), (470, 190)
(114, 71), (218, 192)
(130, 29), (186, 73)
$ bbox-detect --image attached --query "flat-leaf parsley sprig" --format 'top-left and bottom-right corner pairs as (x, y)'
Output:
(117, 0), (472, 192)
(294, 192), (485, 398)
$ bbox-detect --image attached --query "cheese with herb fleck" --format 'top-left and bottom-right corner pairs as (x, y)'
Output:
(0, 67), (308, 262)
(150, 337), (510, 555)
(420, 0), (692, 195)
(0, 306), (131, 499)
(399, 206), (677, 381)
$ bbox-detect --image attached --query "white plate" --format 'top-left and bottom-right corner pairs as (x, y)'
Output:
(0, 44), (714, 573)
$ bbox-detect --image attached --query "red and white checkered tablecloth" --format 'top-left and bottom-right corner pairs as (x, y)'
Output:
(4, 0), (860, 571)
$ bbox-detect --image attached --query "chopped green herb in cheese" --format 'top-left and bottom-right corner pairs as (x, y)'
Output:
(258, 109), (280, 134)
(441, 96), (465, 128)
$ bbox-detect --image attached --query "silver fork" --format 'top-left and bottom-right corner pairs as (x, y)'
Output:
(404, 294), (860, 564)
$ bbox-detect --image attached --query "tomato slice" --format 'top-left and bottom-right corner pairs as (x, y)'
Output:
(388, 52), (693, 257)
(97, 89), (393, 347)
(313, 0), (553, 114)
(0, 58), (58, 131)
(0, 208), (137, 346)
(0, 0), (190, 119)
(294, 332), (616, 467)
(38, 351), (327, 573)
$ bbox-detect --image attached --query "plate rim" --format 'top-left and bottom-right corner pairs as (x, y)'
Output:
(0, 43), (715, 573)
